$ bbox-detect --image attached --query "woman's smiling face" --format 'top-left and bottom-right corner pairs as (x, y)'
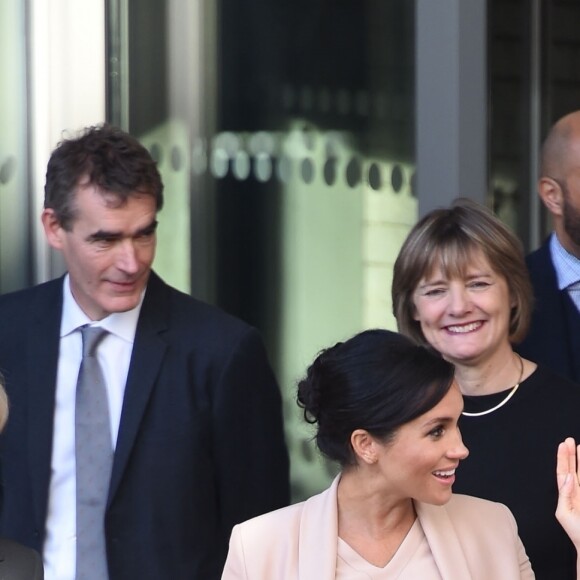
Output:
(412, 249), (513, 366)
(371, 384), (468, 506)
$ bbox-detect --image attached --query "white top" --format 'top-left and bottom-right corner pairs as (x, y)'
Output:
(43, 275), (142, 580)
(336, 519), (442, 580)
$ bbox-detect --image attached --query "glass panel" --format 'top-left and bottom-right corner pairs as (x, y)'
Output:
(0, 1), (31, 292)
(108, 0), (416, 500)
(542, 0), (580, 237)
(488, 0), (534, 248)
(489, 0), (580, 248)
(544, 1), (580, 119)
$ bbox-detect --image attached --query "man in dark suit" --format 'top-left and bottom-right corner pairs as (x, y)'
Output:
(517, 111), (580, 383)
(0, 124), (289, 579)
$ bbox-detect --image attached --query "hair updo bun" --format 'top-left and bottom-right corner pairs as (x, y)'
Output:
(297, 342), (343, 425)
(294, 329), (455, 467)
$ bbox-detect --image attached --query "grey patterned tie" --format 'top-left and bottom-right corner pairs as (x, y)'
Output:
(75, 326), (112, 580)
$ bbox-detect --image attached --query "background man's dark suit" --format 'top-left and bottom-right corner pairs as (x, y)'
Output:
(516, 239), (580, 383)
(0, 271), (289, 579)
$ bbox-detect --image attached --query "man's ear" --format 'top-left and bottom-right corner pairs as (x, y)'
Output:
(538, 176), (564, 217)
(41, 209), (65, 250)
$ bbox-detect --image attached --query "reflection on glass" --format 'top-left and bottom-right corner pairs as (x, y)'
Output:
(391, 164), (404, 193)
(109, 0), (417, 501)
(211, 149), (229, 179)
(0, 0), (31, 292)
(368, 163), (381, 191)
(254, 153), (273, 182)
(232, 151), (251, 180)
(277, 155), (293, 184)
(346, 158), (362, 188)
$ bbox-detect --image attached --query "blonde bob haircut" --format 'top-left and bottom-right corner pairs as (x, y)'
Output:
(392, 198), (532, 347)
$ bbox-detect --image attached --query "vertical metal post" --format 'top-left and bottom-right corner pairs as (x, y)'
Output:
(415, 0), (488, 216)
(528, 0), (542, 249)
(107, 0), (130, 128)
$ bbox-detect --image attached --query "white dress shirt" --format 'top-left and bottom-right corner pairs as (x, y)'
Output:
(43, 275), (142, 580)
(550, 232), (580, 313)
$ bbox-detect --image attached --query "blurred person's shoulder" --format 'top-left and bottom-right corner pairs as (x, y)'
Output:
(0, 538), (43, 580)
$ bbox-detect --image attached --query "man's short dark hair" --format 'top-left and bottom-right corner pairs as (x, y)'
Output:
(44, 124), (164, 230)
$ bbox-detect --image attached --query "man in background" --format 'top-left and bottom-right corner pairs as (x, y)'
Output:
(517, 110), (580, 383)
(0, 124), (289, 579)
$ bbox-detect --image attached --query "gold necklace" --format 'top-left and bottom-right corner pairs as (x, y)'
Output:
(461, 354), (524, 417)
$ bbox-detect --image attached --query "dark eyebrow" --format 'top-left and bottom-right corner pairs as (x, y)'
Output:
(136, 220), (158, 236)
(422, 411), (464, 428)
(423, 416), (453, 427)
(87, 220), (158, 242)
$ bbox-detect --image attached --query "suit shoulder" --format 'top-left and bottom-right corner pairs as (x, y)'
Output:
(150, 276), (254, 336)
(144, 278), (271, 365)
(0, 278), (62, 330)
(525, 245), (545, 265)
(0, 278), (60, 307)
(525, 241), (554, 278)
(447, 493), (506, 509)
(224, 502), (306, 578)
(170, 287), (248, 328)
(232, 501), (305, 542)
(445, 494), (514, 525)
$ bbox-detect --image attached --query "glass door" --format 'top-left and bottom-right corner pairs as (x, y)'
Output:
(107, 0), (416, 500)
(0, 1), (31, 292)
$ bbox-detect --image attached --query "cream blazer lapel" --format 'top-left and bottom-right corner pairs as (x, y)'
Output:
(222, 476), (341, 579)
(416, 496), (533, 580)
(297, 475), (340, 579)
(415, 501), (473, 580)
(297, 477), (476, 579)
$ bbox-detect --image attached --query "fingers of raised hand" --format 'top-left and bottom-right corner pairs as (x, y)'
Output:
(557, 438), (579, 492)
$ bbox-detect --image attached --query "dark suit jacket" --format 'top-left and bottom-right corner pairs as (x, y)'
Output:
(0, 539), (43, 580)
(0, 272), (290, 579)
(516, 238), (580, 382)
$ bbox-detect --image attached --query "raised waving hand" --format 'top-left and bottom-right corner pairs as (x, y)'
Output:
(556, 437), (580, 578)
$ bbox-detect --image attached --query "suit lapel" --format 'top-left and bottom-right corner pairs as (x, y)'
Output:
(562, 296), (580, 381)
(297, 479), (474, 579)
(536, 243), (580, 381)
(416, 501), (472, 580)
(525, 241), (577, 378)
(27, 279), (63, 526)
(108, 273), (169, 502)
(19, 274), (170, 520)
(298, 476), (340, 579)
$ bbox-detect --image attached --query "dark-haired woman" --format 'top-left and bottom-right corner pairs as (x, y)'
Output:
(222, 329), (533, 579)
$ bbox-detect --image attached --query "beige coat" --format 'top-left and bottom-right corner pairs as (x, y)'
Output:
(222, 476), (534, 580)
